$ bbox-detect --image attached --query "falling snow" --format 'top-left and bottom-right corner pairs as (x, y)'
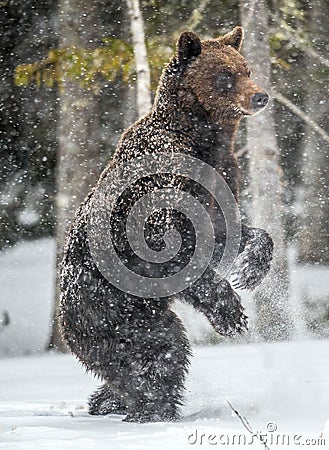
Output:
(0, 0), (328, 447)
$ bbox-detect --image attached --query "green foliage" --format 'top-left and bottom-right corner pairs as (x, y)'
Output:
(279, 0), (304, 23)
(15, 36), (177, 93)
(15, 38), (135, 91)
(269, 0), (307, 67)
(15, 35), (178, 94)
(15, 0), (241, 93)
(147, 37), (174, 90)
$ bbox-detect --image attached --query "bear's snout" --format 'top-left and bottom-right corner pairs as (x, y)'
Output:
(251, 92), (269, 110)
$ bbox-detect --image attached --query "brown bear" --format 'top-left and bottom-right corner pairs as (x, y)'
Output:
(60, 27), (273, 423)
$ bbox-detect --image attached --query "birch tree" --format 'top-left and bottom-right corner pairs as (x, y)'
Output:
(240, 0), (292, 340)
(126, 0), (152, 117)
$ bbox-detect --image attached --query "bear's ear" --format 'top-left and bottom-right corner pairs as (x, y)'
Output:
(177, 31), (202, 63)
(221, 26), (244, 51)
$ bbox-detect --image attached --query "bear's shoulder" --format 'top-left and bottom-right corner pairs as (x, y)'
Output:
(112, 114), (192, 164)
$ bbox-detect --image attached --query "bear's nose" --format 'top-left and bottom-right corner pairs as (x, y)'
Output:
(251, 92), (269, 109)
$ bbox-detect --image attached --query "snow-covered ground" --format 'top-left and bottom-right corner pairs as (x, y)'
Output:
(0, 339), (328, 449)
(0, 239), (55, 356)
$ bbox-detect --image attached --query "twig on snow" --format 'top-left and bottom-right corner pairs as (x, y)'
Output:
(227, 400), (271, 450)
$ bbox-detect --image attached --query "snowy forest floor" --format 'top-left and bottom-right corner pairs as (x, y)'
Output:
(1, 339), (328, 449)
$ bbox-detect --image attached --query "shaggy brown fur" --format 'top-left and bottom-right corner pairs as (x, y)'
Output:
(60, 27), (273, 423)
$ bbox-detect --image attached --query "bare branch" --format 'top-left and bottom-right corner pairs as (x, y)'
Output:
(298, 42), (329, 68)
(227, 400), (271, 450)
(235, 94), (329, 159)
(272, 90), (329, 145)
(235, 145), (248, 158)
(272, 25), (329, 68)
(187, 0), (211, 31)
(268, 12), (329, 69)
(194, 0), (211, 15)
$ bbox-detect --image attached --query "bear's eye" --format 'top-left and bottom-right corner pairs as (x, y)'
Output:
(247, 69), (251, 78)
(216, 71), (234, 92)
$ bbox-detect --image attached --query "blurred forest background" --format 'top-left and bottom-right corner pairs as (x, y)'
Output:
(0, 0), (328, 354)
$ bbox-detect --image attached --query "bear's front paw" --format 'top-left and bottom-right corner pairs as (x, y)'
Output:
(230, 228), (273, 290)
(209, 281), (248, 336)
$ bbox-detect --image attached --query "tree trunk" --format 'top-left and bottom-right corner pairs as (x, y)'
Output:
(49, 0), (106, 351)
(298, 0), (329, 265)
(240, 0), (292, 340)
(0, 1), (58, 249)
(126, 0), (152, 117)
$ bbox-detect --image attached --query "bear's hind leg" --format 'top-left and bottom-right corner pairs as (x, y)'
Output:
(121, 308), (191, 423)
(66, 295), (191, 422)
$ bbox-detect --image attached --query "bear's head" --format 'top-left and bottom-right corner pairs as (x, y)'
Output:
(155, 27), (268, 125)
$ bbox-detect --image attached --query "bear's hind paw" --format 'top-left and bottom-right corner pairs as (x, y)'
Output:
(88, 385), (127, 416)
(123, 409), (179, 423)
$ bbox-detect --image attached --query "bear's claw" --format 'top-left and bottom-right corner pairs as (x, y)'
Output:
(229, 228), (273, 290)
(208, 280), (248, 336)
